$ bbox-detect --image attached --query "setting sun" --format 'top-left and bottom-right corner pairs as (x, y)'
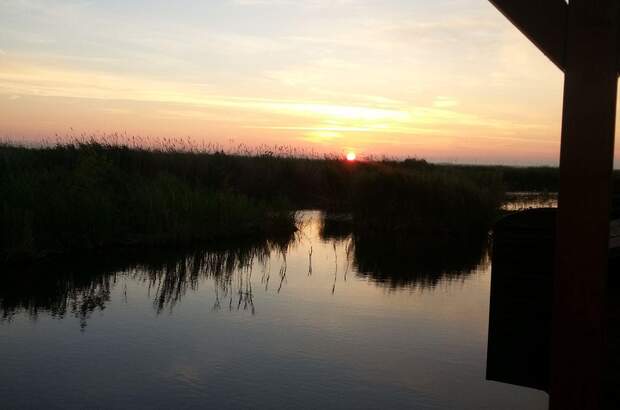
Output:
(346, 152), (357, 161)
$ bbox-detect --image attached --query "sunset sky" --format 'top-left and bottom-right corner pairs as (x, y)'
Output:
(0, 0), (615, 165)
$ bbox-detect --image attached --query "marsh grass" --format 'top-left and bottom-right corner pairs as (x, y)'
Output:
(0, 142), (295, 262)
(350, 164), (503, 237)
(1, 139), (506, 262)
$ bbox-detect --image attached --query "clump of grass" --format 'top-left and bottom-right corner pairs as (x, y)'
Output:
(0, 142), (294, 262)
(350, 166), (503, 237)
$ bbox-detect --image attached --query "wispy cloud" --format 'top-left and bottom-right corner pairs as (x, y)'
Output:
(0, 0), (570, 162)
(0, 59), (543, 140)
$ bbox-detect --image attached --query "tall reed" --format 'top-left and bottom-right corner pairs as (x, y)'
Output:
(0, 140), (506, 262)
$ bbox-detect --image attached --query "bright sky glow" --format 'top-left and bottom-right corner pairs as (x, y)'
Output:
(1, 0), (618, 165)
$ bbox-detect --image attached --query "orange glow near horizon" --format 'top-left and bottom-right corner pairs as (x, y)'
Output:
(2, 0), (620, 166)
(346, 152), (357, 162)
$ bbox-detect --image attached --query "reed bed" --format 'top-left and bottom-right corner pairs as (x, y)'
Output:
(1, 139), (507, 262)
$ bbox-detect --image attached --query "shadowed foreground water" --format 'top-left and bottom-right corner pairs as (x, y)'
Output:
(0, 211), (548, 409)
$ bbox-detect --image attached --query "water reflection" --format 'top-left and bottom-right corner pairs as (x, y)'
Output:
(1, 212), (491, 327)
(320, 213), (490, 290)
(351, 230), (489, 289)
(0, 210), (549, 410)
(135, 239), (292, 313)
(1, 259), (115, 328)
(1, 236), (293, 328)
(487, 210), (554, 392)
(488, 207), (620, 407)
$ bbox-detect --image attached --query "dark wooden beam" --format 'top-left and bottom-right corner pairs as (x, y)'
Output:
(551, 0), (618, 408)
(489, 0), (568, 71)
(488, 0), (620, 407)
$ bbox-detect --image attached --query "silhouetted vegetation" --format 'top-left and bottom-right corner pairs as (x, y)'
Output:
(3, 138), (617, 266)
(0, 141), (509, 262)
(440, 163), (620, 194)
(0, 233), (294, 327)
(0, 142), (295, 262)
(350, 165), (502, 236)
(444, 165), (561, 192)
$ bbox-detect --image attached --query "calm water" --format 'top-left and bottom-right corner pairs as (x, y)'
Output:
(0, 211), (549, 409)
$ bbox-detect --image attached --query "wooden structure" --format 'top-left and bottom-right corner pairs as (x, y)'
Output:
(488, 1), (619, 409)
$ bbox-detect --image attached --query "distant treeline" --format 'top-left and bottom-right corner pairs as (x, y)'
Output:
(446, 165), (562, 192)
(3, 142), (562, 262)
(436, 163), (620, 193)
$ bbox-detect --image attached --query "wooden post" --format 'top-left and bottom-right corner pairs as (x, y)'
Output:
(488, 0), (619, 408)
(552, 1), (618, 408)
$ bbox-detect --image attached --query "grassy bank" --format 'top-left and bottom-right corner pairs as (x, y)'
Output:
(1, 141), (505, 262)
(350, 164), (502, 236)
(0, 143), (295, 262)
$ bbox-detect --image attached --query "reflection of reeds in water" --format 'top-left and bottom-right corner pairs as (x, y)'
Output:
(344, 239), (353, 283)
(350, 231), (490, 290)
(276, 251), (288, 294)
(139, 246), (266, 313)
(134, 235), (296, 312)
(1, 212), (491, 329)
(0, 233), (295, 327)
(319, 213), (490, 291)
(0, 265), (116, 330)
(308, 246), (313, 276)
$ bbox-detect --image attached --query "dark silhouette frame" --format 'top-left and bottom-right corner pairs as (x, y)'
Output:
(489, 1), (618, 409)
